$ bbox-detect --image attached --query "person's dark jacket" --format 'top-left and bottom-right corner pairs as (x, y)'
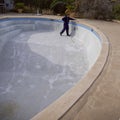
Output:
(62, 16), (75, 28)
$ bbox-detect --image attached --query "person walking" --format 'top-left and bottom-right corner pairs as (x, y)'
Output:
(60, 14), (75, 36)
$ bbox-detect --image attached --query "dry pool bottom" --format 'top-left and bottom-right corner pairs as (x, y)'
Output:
(0, 17), (105, 120)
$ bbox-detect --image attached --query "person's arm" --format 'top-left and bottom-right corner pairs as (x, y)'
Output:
(68, 17), (75, 20)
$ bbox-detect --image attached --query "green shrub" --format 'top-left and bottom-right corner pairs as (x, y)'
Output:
(16, 3), (24, 9)
(113, 4), (120, 20)
(24, 6), (34, 13)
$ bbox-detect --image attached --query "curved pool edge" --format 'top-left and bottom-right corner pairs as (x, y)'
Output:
(0, 16), (110, 120)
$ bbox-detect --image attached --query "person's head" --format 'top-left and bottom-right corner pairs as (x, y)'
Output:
(65, 13), (69, 17)
(65, 9), (70, 16)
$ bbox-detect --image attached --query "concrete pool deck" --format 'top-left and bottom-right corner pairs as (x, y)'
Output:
(0, 15), (120, 120)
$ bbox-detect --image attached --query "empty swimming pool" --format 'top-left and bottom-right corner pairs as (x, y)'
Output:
(0, 17), (101, 120)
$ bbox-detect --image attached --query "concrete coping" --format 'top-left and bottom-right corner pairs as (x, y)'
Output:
(0, 15), (110, 120)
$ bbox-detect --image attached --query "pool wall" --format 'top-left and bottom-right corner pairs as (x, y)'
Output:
(0, 16), (109, 120)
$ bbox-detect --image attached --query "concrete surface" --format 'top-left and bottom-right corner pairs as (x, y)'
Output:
(0, 15), (120, 120)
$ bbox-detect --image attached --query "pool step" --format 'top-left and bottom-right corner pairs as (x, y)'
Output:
(0, 23), (35, 34)
(15, 24), (35, 31)
(0, 29), (22, 40)
(0, 20), (54, 33)
(0, 20), (14, 28)
(0, 25), (17, 35)
(0, 29), (22, 53)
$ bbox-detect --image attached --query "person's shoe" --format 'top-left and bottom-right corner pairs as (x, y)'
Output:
(60, 33), (62, 36)
(67, 34), (71, 36)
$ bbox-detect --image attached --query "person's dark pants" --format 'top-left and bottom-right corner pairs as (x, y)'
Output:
(60, 25), (69, 36)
